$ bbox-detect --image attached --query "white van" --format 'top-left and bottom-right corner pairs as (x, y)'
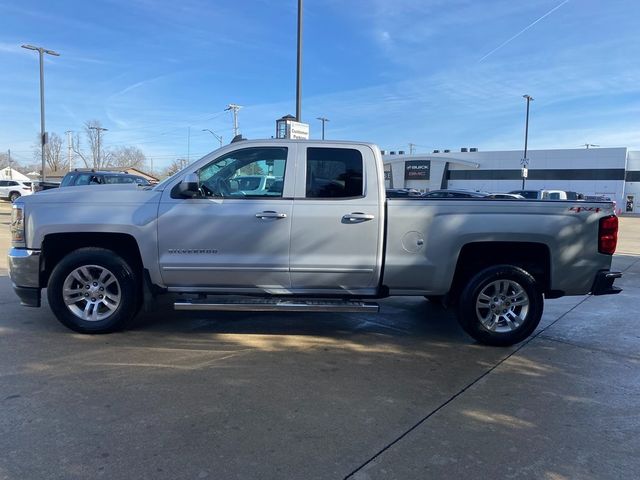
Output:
(509, 189), (579, 200)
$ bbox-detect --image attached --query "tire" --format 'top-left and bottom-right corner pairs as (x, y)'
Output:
(9, 192), (20, 202)
(47, 247), (140, 334)
(457, 265), (543, 346)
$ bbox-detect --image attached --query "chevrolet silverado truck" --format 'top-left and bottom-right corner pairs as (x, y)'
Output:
(8, 140), (622, 346)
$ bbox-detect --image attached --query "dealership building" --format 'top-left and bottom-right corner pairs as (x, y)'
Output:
(383, 147), (640, 214)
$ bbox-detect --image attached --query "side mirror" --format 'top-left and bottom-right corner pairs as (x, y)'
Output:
(178, 173), (200, 197)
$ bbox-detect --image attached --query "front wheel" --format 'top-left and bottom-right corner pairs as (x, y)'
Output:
(47, 248), (140, 333)
(9, 192), (20, 202)
(457, 265), (543, 346)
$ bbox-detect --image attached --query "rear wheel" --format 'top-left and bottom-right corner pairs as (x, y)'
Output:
(47, 248), (140, 333)
(457, 265), (543, 346)
(9, 192), (20, 202)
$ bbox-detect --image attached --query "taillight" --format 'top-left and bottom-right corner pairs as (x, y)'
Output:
(598, 215), (618, 255)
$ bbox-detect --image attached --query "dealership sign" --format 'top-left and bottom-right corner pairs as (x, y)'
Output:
(405, 160), (431, 180)
(384, 164), (393, 183)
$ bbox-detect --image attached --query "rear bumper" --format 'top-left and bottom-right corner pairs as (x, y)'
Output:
(8, 248), (42, 307)
(591, 270), (622, 296)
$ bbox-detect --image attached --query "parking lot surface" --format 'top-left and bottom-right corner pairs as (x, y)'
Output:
(1, 202), (639, 479)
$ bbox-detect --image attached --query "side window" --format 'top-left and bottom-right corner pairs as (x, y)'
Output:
(197, 147), (287, 198)
(305, 147), (363, 198)
(106, 176), (134, 184)
(75, 174), (93, 185)
(0, 181), (7, 187)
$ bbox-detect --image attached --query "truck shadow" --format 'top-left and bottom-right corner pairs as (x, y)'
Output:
(132, 295), (470, 344)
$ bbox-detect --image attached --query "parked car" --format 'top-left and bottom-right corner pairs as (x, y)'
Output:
(423, 189), (489, 198)
(584, 195), (612, 202)
(508, 189), (580, 200)
(8, 139), (621, 347)
(60, 170), (151, 187)
(231, 175), (283, 195)
(386, 188), (422, 198)
(0, 180), (33, 202)
(32, 180), (61, 193)
(486, 193), (525, 199)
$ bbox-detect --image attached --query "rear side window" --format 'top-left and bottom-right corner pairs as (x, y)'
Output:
(306, 147), (363, 198)
(105, 175), (134, 184)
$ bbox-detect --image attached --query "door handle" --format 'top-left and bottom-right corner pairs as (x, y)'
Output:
(256, 211), (287, 219)
(342, 212), (375, 222)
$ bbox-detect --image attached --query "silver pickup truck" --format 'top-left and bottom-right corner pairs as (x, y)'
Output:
(8, 139), (622, 346)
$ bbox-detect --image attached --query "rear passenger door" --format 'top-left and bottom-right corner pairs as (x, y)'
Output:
(289, 145), (383, 294)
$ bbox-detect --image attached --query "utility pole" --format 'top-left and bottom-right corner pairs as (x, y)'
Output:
(89, 126), (108, 168)
(21, 44), (60, 182)
(521, 94), (534, 189)
(582, 143), (599, 149)
(316, 117), (329, 140)
(187, 126), (191, 164)
(296, 0), (303, 121)
(225, 104), (242, 137)
(409, 143), (416, 155)
(65, 130), (73, 171)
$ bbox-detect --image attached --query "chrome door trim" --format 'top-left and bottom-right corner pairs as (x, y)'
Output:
(290, 267), (374, 273)
(162, 266), (289, 272)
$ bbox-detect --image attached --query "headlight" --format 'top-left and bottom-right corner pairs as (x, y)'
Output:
(11, 203), (25, 247)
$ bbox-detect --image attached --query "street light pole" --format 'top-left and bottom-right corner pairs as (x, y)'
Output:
(21, 44), (60, 182)
(522, 94), (534, 189)
(296, 0), (303, 122)
(316, 117), (329, 140)
(65, 130), (73, 171)
(202, 129), (223, 147)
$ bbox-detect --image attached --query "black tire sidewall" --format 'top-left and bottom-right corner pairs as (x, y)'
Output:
(457, 265), (543, 346)
(47, 248), (139, 333)
(10, 192), (20, 202)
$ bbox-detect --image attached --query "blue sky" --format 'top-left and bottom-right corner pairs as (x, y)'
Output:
(1, 0), (639, 170)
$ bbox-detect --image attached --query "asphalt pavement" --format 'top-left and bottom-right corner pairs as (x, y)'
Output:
(1, 201), (639, 480)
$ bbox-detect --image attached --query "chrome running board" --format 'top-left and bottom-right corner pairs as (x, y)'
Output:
(174, 297), (379, 313)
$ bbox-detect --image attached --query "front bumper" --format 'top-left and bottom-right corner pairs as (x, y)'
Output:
(8, 248), (41, 307)
(591, 270), (622, 296)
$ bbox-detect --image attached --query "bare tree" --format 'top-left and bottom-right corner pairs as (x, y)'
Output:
(110, 146), (146, 170)
(72, 120), (112, 169)
(32, 132), (67, 172)
(0, 152), (9, 169)
(163, 158), (188, 178)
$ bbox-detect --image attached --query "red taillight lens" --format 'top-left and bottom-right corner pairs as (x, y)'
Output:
(598, 215), (618, 255)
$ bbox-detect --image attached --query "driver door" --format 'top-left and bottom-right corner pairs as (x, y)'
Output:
(157, 146), (294, 291)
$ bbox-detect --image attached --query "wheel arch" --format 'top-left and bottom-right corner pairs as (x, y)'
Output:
(449, 241), (552, 301)
(41, 232), (143, 288)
